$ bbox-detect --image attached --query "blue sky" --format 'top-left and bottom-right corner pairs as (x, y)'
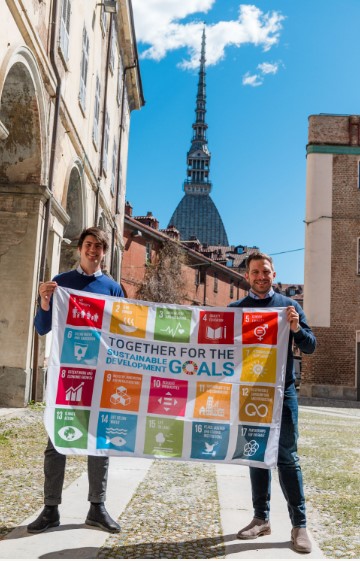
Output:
(127, 1), (360, 284)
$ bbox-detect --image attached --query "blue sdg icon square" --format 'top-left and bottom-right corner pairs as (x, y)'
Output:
(60, 328), (101, 366)
(232, 425), (270, 462)
(96, 411), (137, 453)
(191, 422), (229, 461)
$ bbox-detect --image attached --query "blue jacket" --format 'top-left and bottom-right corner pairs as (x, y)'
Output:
(229, 292), (316, 387)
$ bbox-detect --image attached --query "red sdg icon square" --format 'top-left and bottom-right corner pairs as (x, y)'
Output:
(198, 311), (234, 344)
(242, 311), (278, 345)
(147, 377), (188, 417)
(66, 295), (105, 329)
(56, 367), (96, 406)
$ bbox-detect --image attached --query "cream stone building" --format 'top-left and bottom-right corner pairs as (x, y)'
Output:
(0, 0), (144, 407)
(302, 114), (360, 402)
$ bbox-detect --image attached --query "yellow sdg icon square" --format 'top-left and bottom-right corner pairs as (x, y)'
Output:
(110, 302), (149, 338)
(241, 347), (277, 383)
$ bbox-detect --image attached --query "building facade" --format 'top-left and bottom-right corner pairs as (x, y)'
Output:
(0, 0), (144, 407)
(122, 204), (248, 307)
(302, 114), (360, 401)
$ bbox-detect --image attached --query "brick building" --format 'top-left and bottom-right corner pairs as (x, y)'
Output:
(0, 0), (144, 407)
(122, 204), (249, 306)
(302, 114), (360, 401)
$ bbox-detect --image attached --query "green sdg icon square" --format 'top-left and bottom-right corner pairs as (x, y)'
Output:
(154, 308), (192, 343)
(143, 416), (184, 457)
(54, 408), (90, 449)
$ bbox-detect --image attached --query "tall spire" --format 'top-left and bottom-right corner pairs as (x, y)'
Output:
(184, 27), (211, 195)
(167, 27), (229, 246)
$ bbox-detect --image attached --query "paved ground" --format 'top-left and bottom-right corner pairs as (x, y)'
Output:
(0, 405), (325, 560)
(0, 458), (324, 560)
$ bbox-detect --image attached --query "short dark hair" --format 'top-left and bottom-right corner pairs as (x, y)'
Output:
(246, 251), (274, 271)
(77, 227), (109, 253)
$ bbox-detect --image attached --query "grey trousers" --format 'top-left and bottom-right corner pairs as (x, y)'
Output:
(44, 438), (109, 506)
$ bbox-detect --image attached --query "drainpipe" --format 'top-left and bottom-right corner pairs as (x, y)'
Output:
(95, 12), (114, 226)
(110, 62), (136, 276)
(110, 225), (116, 277)
(114, 62), (136, 215)
(32, 0), (62, 402)
(39, 0), (61, 282)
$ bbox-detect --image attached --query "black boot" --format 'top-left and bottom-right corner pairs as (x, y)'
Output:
(85, 502), (120, 533)
(27, 505), (60, 534)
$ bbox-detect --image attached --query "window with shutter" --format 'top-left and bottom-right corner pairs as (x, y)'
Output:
(111, 140), (117, 195)
(100, 5), (106, 35)
(79, 26), (89, 111)
(214, 273), (218, 293)
(146, 243), (152, 264)
(60, 0), (71, 62)
(230, 281), (234, 299)
(109, 21), (115, 74)
(92, 76), (101, 148)
(116, 57), (123, 106)
(102, 111), (110, 175)
(116, 162), (123, 212)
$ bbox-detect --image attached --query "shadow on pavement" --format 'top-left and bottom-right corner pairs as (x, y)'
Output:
(39, 548), (98, 559)
(1, 523), (98, 540)
(96, 534), (293, 559)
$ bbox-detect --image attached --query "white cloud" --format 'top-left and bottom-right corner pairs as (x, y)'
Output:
(131, 1), (285, 69)
(242, 72), (263, 87)
(257, 61), (279, 74)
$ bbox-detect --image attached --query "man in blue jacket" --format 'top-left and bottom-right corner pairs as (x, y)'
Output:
(28, 227), (123, 534)
(230, 252), (316, 554)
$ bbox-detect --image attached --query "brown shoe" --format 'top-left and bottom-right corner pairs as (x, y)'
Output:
(237, 517), (271, 540)
(291, 527), (312, 553)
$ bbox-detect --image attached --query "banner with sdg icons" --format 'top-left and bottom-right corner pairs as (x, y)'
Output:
(44, 287), (290, 468)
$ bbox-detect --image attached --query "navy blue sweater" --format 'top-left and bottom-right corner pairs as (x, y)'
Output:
(229, 293), (316, 388)
(34, 270), (124, 336)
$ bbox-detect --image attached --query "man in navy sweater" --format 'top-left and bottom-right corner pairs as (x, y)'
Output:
(230, 252), (316, 554)
(28, 227), (123, 534)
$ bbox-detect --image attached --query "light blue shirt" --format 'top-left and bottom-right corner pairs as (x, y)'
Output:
(248, 288), (275, 300)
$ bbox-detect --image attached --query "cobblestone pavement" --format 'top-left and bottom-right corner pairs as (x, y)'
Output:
(98, 460), (225, 559)
(1, 402), (359, 559)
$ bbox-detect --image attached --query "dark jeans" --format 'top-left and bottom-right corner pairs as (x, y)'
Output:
(250, 384), (306, 527)
(44, 438), (109, 506)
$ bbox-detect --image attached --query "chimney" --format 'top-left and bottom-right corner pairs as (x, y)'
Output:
(125, 201), (133, 217)
(160, 225), (180, 241)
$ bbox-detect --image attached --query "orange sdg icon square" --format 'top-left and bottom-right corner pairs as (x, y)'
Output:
(100, 371), (142, 412)
(110, 302), (148, 338)
(242, 311), (278, 345)
(193, 382), (231, 421)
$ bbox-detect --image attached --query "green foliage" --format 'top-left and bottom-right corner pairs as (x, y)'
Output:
(0, 430), (13, 447)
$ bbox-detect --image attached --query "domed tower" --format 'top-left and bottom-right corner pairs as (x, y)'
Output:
(168, 28), (229, 246)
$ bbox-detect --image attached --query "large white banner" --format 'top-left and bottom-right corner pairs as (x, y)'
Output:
(44, 287), (289, 468)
